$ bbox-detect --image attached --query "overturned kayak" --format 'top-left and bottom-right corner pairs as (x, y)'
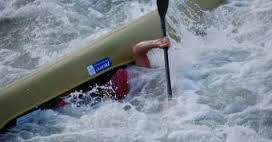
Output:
(0, 0), (224, 131)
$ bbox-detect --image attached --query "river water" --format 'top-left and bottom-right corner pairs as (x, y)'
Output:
(1, 0), (272, 142)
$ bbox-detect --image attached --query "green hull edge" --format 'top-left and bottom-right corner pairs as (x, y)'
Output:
(0, 0), (224, 131)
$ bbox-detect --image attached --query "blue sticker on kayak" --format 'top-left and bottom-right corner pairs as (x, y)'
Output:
(87, 57), (112, 76)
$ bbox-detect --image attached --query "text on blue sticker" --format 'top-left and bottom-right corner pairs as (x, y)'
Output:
(87, 57), (112, 76)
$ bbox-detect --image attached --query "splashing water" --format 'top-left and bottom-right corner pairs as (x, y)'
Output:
(1, 0), (272, 142)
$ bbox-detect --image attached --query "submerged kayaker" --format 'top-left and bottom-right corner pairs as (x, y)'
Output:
(110, 38), (170, 100)
(54, 38), (170, 107)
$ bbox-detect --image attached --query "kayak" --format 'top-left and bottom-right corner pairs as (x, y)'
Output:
(0, 0), (224, 131)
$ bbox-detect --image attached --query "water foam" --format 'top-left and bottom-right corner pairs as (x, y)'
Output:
(1, 0), (272, 142)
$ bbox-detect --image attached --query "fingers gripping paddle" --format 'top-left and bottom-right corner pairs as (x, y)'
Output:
(157, 0), (173, 99)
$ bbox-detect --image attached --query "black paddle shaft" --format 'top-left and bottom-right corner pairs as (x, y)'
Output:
(157, 0), (173, 98)
(157, 0), (168, 36)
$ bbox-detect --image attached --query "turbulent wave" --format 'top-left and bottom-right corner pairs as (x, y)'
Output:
(1, 0), (272, 142)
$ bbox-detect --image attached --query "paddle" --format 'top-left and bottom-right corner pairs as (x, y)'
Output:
(157, 0), (172, 99)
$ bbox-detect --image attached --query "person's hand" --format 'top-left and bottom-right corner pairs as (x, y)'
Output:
(154, 38), (170, 49)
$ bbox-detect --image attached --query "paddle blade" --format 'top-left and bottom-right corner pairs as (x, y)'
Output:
(157, 0), (169, 18)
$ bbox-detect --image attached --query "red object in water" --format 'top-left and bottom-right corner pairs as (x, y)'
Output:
(57, 98), (65, 107)
(111, 68), (129, 100)
(52, 68), (129, 108)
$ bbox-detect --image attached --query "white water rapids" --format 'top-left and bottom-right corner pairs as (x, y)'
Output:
(1, 0), (272, 141)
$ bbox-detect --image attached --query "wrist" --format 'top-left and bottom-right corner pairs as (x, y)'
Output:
(150, 39), (160, 48)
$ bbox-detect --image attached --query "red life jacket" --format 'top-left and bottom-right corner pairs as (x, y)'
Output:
(110, 68), (129, 100)
(55, 68), (129, 107)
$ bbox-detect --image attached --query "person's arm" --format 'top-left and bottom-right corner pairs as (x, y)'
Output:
(132, 38), (170, 68)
